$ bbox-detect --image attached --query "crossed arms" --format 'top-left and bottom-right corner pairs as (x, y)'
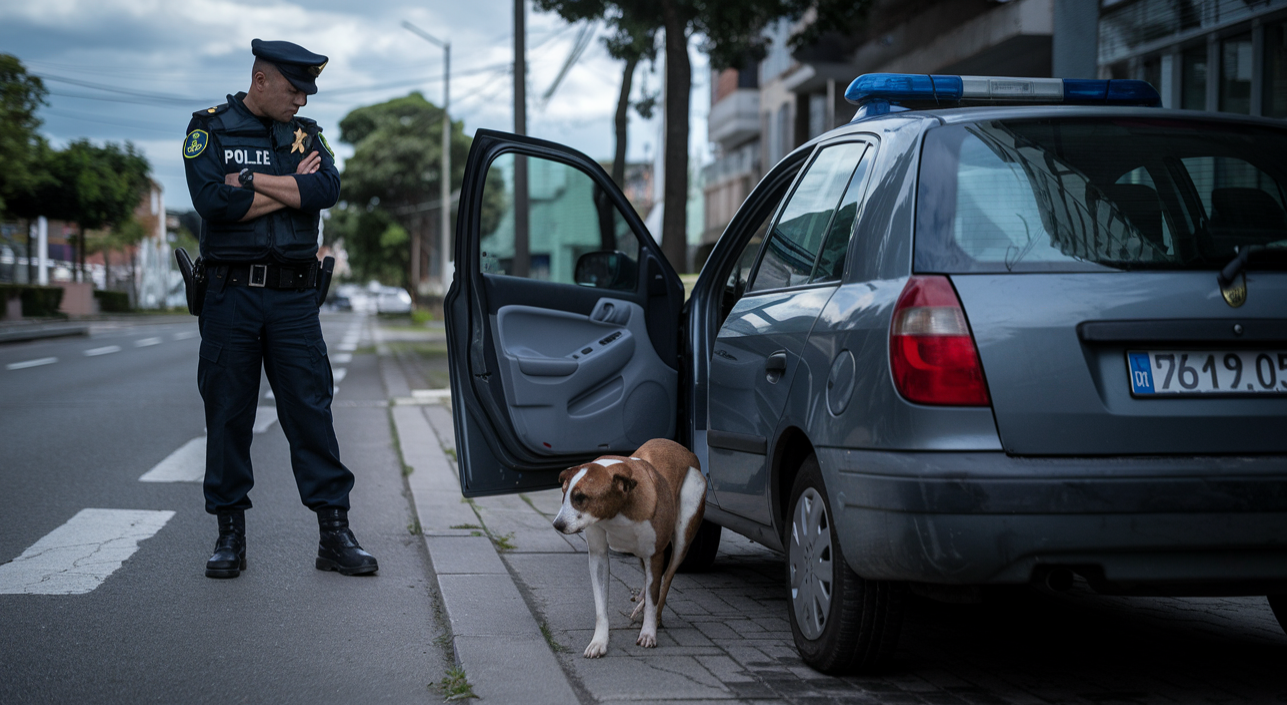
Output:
(223, 150), (322, 221)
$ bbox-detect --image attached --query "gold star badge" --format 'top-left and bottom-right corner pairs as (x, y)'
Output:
(291, 128), (307, 154)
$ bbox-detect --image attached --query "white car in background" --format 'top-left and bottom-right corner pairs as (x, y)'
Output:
(375, 286), (412, 314)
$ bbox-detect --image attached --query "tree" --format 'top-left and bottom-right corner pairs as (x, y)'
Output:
(0, 54), (48, 219)
(600, 12), (658, 189)
(42, 140), (151, 282)
(334, 91), (502, 291)
(535, 0), (871, 272)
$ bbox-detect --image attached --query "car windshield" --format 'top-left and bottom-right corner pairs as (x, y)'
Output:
(915, 117), (1287, 273)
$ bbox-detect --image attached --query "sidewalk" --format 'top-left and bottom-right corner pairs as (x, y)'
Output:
(373, 320), (874, 705)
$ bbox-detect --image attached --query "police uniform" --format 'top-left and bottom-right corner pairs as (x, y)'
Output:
(184, 39), (376, 578)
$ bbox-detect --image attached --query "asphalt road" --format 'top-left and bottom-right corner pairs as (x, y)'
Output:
(0, 313), (450, 704)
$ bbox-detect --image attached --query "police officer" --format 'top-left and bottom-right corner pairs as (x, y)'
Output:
(183, 39), (377, 579)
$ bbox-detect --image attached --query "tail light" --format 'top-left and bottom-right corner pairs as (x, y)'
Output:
(889, 275), (990, 406)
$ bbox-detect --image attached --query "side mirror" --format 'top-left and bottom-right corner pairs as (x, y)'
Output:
(574, 251), (636, 291)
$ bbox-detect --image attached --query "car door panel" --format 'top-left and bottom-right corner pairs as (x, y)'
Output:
(492, 300), (676, 455)
(446, 129), (682, 497)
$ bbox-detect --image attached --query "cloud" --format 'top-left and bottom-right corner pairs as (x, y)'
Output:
(1, 0), (708, 212)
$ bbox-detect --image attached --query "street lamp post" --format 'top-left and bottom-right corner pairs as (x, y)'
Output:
(401, 20), (452, 296)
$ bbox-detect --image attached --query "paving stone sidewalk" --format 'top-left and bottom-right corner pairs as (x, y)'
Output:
(376, 319), (1287, 705)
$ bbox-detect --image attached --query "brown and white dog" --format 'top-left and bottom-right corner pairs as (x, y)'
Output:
(552, 438), (706, 658)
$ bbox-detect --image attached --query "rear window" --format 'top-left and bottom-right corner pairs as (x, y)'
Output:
(915, 118), (1287, 273)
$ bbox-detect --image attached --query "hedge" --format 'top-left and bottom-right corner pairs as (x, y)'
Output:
(0, 284), (65, 317)
(94, 289), (131, 313)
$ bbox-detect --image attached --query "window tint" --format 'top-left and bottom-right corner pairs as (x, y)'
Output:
(811, 145), (873, 283)
(749, 142), (866, 292)
(916, 119), (1287, 273)
(479, 153), (640, 286)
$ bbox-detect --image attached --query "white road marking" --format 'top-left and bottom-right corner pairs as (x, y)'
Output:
(264, 389), (275, 400)
(338, 342), (357, 351)
(83, 346), (122, 357)
(139, 437), (206, 483)
(6, 357), (57, 370)
(173, 330), (198, 340)
(332, 353), (352, 363)
(134, 337), (162, 347)
(0, 509), (175, 595)
(333, 368), (348, 383)
(253, 406), (278, 434)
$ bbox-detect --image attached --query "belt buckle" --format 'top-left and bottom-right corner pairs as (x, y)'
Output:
(249, 264), (268, 287)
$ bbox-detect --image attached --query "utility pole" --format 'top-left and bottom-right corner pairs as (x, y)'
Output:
(512, 0), (530, 277)
(401, 20), (452, 295)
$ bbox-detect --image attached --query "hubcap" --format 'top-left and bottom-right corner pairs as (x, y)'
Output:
(789, 487), (833, 641)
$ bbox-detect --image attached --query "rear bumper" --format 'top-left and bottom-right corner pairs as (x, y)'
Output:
(821, 449), (1287, 589)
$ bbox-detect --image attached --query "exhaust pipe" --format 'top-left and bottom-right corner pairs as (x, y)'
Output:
(1043, 567), (1075, 592)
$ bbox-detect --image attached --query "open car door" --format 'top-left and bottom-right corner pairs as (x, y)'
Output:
(445, 130), (684, 497)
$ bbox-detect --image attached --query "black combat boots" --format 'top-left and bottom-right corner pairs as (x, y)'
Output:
(315, 508), (379, 576)
(205, 510), (247, 579)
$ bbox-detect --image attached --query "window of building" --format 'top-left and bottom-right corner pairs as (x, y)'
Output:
(1182, 46), (1207, 110)
(1142, 56), (1163, 93)
(1265, 21), (1287, 118)
(1220, 33), (1253, 114)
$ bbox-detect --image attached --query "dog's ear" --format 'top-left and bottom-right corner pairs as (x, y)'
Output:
(611, 469), (637, 495)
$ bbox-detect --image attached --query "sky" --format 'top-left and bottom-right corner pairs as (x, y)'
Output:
(0, 0), (711, 213)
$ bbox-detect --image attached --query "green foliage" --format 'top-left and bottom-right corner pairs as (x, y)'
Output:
(0, 284), (66, 317)
(434, 666), (477, 701)
(43, 140), (152, 231)
(333, 92), (502, 288)
(0, 54), (49, 218)
(93, 289), (131, 313)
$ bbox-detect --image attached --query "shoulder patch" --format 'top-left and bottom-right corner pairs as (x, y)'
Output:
(183, 129), (209, 159)
(317, 133), (335, 158)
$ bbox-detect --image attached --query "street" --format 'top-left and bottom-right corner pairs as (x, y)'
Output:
(1, 314), (1285, 704)
(0, 313), (450, 703)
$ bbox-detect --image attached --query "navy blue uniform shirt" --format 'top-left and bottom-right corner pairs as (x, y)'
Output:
(183, 93), (340, 227)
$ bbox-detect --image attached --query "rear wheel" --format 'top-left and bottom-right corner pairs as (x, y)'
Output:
(1268, 594), (1287, 635)
(677, 519), (722, 573)
(785, 456), (905, 674)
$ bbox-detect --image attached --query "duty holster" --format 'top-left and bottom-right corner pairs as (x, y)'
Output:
(316, 256), (335, 308)
(175, 247), (207, 316)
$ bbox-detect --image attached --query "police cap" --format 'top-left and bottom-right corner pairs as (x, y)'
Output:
(251, 38), (328, 95)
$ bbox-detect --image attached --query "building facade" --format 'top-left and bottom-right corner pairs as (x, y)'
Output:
(1099, 0), (1287, 115)
(703, 0), (1101, 249)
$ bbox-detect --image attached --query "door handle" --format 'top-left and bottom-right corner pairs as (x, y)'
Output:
(765, 351), (787, 373)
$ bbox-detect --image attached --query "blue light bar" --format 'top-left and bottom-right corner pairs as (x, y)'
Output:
(845, 73), (1162, 117)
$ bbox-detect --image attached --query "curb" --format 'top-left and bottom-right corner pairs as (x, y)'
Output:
(0, 322), (89, 344)
(383, 352), (580, 703)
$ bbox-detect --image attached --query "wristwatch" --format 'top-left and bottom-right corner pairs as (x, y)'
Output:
(238, 168), (255, 190)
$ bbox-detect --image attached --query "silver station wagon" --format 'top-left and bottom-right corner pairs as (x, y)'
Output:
(444, 73), (1287, 673)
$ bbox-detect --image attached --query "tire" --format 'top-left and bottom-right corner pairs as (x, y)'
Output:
(785, 455), (906, 674)
(677, 519), (722, 573)
(1268, 594), (1287, 635)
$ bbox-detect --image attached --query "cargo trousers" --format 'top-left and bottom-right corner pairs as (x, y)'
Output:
(197, 283), (353, 514)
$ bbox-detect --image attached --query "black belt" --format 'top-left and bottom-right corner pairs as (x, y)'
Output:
(214, 261), (319, 289)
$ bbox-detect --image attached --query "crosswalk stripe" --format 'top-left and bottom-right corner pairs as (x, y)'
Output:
(332, 353), (352, 363)
(333, 368), (348, 384)
(253, 405), (278, 434)
(84, 346), (122, 356)
(139, 437), (205, 483)
(0, 509), (174, 595)
(134, 337), (162, 347)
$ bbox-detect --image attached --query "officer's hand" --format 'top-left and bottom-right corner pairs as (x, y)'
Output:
(224, 172), (240, 186)
(296, 151), (321, 175)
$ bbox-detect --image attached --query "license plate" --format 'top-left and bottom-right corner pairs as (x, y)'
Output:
(1128, 350), (1287, 396)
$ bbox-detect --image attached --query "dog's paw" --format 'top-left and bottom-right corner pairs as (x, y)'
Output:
(636, 631), (657, 648)
(583, 640), (608, 658)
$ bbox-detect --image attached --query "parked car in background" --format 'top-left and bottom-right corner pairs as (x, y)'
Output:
(444, 74), (1287, 673)
(375, 286), (412, 314)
